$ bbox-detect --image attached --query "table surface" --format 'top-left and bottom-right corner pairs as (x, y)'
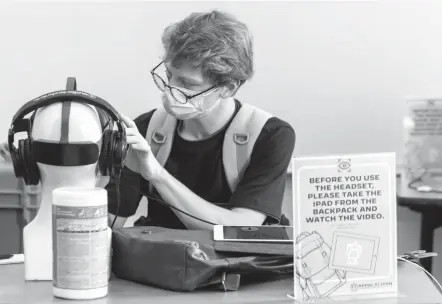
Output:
(0, 261), (440, 304)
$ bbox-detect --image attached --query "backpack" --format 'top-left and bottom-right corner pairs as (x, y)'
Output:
(145, 102), (272, 192)
(111, 226), (294, 292)
(295, 231), (346, 300)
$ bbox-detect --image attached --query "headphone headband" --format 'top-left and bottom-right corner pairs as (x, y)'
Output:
(8, 82), (128, 186)
(11, 90), (123, 132)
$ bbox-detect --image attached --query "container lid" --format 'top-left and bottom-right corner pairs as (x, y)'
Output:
(53, 187), (106, 206)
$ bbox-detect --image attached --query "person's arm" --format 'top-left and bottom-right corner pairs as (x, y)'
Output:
(150, 120), (296, 230)
(151, 171), (263, 230)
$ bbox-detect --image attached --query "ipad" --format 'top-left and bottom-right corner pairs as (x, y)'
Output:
(213, 225), (293, 242)
(328, 231), (380, 275)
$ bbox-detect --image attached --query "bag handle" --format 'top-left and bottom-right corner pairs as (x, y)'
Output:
(224, 255), (294, 272)
(205, 272), (241, 292)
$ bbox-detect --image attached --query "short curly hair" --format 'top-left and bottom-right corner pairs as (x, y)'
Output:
(161, 10), (254, 87)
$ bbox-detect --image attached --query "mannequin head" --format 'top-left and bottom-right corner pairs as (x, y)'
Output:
(31, 102), (103, 189)
(20, 100), (113, 282)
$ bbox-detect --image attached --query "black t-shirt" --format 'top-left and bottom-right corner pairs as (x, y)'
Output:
(106, 100), (296, 229)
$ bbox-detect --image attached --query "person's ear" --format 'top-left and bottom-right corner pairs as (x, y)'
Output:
(219, 81), (243, 98)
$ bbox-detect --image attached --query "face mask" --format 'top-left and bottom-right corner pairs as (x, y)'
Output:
(162, 87), (221, 120)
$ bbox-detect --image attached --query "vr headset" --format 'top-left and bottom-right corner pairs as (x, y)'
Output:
(8, 77), (128, 186)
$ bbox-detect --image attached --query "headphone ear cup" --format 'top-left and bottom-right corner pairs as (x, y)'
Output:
(10, 142), (24, 180)
(98, 130), (112, 176)
(24, 139), (40, 185)
(110, 131), (126, 178)
(20, 139), (40, 185)
(107, 131), (116, 177)
(101, 130), (126, 179)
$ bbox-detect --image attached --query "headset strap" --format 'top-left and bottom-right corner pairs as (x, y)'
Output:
(60, 77), (77, 143)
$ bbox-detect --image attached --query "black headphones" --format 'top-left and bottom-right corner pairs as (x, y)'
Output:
(8, 77), (128, 185)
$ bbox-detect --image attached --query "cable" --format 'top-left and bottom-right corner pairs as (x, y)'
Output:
(109, 170), (123, 229)
(397, 257), (442, 293)
(109, 181), (121, 229)
(109, 182), (216, 227)
(286, 258), (441, 301)
(128, 184), (216, 225)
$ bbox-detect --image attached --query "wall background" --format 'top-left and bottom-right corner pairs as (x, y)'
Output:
(2, 1), (442, 161)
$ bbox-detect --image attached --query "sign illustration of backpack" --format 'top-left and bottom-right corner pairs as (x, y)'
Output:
(295, 231), (347, 299)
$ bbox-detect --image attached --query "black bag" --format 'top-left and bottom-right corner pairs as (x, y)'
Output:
(111, 226), (294, 292)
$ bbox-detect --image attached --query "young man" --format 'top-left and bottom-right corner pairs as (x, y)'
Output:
(108, 10), (296, 230)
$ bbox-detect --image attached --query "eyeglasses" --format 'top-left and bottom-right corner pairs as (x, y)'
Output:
(150, 61), (217, 104)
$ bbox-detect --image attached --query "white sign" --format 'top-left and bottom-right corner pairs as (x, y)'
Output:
(292, 153), (397, 302)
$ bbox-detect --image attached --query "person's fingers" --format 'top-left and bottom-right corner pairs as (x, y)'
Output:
(125, 136), (138, 144)
(129, 143), (150, 153)
(125, 128), (139, 136)
(126, 136), (149, 148)
(130, 143), (140, 150)
(120, 114), (137, 128)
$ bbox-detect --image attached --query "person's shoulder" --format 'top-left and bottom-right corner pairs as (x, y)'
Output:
(233, 102), (295, 157)
(133, 109), (158, 135)
(258, 109), (296, 145)
(242, 105), (295, 169)
(134, 109), (157, 125)
(236, 102), (296, 148)
(259, 116), (296, 153)
(263, 116), (295, 137)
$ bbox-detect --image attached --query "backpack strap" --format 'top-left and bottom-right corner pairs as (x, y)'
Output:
(223, 103), (272, 192)
(145, 108), (178, 167)
(144, 108), (177, 193)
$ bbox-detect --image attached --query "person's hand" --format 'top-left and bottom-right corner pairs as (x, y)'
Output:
(120, 114), (164, 182)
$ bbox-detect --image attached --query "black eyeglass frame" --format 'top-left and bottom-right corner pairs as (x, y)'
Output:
(150, 61), (218, 104)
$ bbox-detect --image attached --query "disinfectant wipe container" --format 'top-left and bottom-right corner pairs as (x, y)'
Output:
(52, 187), (108, 300)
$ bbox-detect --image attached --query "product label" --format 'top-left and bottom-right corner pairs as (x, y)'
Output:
(52, 205), (108, 290)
